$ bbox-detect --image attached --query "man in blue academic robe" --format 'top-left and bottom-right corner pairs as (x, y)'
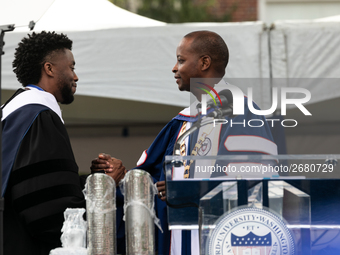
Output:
(92, 30), (277, 255)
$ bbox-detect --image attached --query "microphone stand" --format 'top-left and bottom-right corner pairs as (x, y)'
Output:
(0, 24), (15, 255)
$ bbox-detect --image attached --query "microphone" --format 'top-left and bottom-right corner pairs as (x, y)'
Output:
(206, 90), (234, 118)
(203, 89), (232, 108)
(207, 107), (233, 118)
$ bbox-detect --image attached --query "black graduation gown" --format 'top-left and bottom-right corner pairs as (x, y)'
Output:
(2, 90), (86, 255)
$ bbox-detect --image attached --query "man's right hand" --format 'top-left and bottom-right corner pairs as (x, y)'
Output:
(91, 153), (126, 185)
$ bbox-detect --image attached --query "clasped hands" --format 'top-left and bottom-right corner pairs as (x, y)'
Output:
(90, 153), (166, 201)
(90, 153), (126, 186)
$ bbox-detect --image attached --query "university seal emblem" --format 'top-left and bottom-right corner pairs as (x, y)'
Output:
(207, 207), (295, 255)
(198, 137), (212, 156)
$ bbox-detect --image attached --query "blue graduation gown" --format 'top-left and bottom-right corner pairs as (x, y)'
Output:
(129, 96), (277, 255)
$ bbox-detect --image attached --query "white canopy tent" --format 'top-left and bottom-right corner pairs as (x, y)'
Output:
(269, 18), (340, 120)
(268, 17), (340, 154)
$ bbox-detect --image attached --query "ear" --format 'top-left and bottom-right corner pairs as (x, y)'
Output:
(200, 55), (211, 71)
(43, 62), (54, 77)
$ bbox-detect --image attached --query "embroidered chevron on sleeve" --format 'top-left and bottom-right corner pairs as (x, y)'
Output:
(136, 150), (148, 167)
(224, 135), (278, 155)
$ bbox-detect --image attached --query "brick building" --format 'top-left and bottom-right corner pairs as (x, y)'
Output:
(209, 0), (258, 22)
(204, 0), (340, 23)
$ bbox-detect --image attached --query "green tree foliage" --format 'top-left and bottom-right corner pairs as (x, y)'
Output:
(110, 0), (235, 23)
(110, 0), (130, 10)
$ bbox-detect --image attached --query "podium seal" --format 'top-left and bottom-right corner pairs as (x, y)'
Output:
(207, 207), (295, 255)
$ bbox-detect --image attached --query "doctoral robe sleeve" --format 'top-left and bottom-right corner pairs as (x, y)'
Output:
(7, 109), (86, 243)
(135, 118), (183, 182)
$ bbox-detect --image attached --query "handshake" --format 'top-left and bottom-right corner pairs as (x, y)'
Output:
(90, 153), (166, 201)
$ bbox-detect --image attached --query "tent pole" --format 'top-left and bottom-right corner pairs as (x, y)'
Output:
(0, 24), (15, 255)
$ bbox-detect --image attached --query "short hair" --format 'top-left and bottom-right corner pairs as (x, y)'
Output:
(12, 31), (73, 86)
(184, 30), (229, 75)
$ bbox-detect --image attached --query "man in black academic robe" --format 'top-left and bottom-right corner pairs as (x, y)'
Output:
(1, 31), (125, 255)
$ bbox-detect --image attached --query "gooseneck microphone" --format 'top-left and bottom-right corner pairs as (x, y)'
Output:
(206, 89), (234, 119)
